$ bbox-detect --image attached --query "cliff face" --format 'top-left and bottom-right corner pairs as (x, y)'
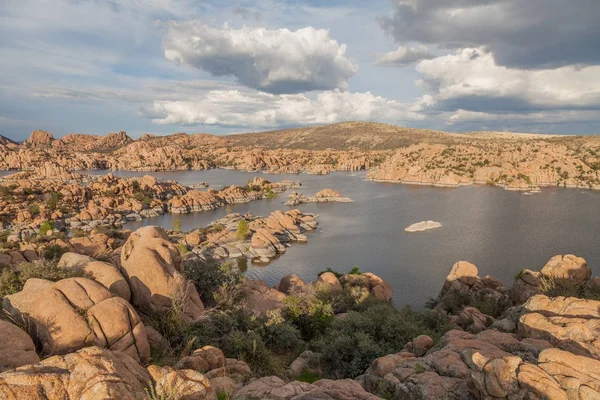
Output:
(1, 123), (599, 190)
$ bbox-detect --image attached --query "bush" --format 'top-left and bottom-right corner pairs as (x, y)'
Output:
(313, 300), (452, 378)
(183, 259), (244, 306)
(0, 260), (90, 297)
(28, 204), (40, 215)
(173, 217), (182, 233)
(284, 288), (334, 341)
(236, 219), (249, 240)
(39, 221), (54, 236)
(45, 191), (63, 211)
(42, 244), (68, 261)
(177, 243), (189, 256)
(349, 265), (361, 275)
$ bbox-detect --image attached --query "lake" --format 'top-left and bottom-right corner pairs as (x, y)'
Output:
(96, 169), (600, 309)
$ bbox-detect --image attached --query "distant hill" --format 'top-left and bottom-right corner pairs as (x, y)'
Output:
(223, 121), (458, 150)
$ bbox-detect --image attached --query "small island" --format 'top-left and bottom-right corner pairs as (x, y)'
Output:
(405, 220), (442, 232)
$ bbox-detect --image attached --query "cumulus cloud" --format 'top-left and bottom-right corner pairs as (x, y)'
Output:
(379, 0), (600, 69)
(416, 48), (600, 109)
(162, 22), (358, 94)
(141, 89), (424, 127)
(375, 45), (433, 67)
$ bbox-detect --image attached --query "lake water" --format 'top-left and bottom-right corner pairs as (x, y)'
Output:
(97, 169), (600, 308)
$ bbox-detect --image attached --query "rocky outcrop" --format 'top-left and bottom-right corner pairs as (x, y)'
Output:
(190, 210), (318, 264)
(121, 226), (204, 320)
(512, 254), (593, 304)
(2, 277), (150, 362)
(25, 130), (55, 147)
(58, 252), (131, 301)
(519, 294), (600, 360)
(284, 189), (352, 206)
(0, 347), (152, 400)
(340, 272), (393, 302)
(437, 261), (512, 314)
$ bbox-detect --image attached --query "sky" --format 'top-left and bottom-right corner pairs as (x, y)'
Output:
(1, 0), (599, 140)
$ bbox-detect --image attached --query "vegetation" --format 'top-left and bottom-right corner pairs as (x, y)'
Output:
(0, 259), (90, 298)
(39, 220), (54, 236)
(45, 191), (63, 211)
(147, 258), (453, 380)
(236, 219), (250, 240)
(313, 299), (452, 378)
(173, 217), (182, 233)
(539, 276), (600, 300)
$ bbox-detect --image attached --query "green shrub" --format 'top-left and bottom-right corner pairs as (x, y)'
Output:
(284, 288), (334, 341)
(183, 259), (244, 306)
(43, 244), (68, 261)
(314, 300), (452, 378)
(349, 265), (361, 275)
(28, 204), (40, 215)
(45, 192), (63, 211)
(236, 220), (249, 240)
(173, 217), (182, 233)
(39, 221), (54, 236)
(0, 260), (90, 297)
(176, 243), (189, 256)
(296, 368), (321, 383)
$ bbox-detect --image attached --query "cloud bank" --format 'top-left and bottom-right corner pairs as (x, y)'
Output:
(142, 89), (425, 127)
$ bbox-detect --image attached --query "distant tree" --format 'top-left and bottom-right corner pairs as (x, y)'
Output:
(236, 219), (249, 240)
(173, 217), (182, 232)
(39, 220), (54, 236)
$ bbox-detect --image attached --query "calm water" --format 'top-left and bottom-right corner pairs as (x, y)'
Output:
(95, 169), (600, 308)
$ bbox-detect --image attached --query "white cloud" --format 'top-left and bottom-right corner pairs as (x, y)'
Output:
(446, 109), (600, 126)
(416, 48), (600, 108)
(162, 22), (359, 94)
(375, 45), (433, 67)
(142, 89), (424, 127)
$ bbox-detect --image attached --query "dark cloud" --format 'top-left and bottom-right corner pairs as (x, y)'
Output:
(379, 0), (600, 69)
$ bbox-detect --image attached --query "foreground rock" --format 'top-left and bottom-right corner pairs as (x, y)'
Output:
(0, 320), (40, 372)
(0, 347), (152, 400)
(404, 221), (442, 232)
(2, 277), (150, 362)
(232, 376), (380, 400)
(121, 226), (204, 320)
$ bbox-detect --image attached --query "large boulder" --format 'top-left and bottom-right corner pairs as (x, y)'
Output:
(232, 376), (379, 400)
(0, 320), (40, 372)
(58, 252), (131, 301)
(243, 280), (287, 315)
(437, 261), (512, 314)
(340, 272), (393, 301)
(278, 274), (305, 295)
(0, 347), (152, 400)
(540, 254), (591, 288)
(155, 369), (216, 400)
(2, 278), (150, 362)
(120, 226), (204, 320)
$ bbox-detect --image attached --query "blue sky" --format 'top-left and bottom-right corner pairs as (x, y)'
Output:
(1, 0), (599, 140)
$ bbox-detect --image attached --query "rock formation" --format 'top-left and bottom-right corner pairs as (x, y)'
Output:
(120, 226), (204, 320)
